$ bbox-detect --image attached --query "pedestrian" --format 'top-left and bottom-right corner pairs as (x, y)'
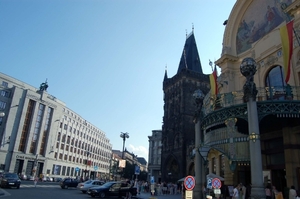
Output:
(289, 185), (297, 199)
(240, 183), (246, 199)
(34, 176), (38, 187)
(272, 185), (278, 199)
(233, 184), (240, 199)
(266, 184), (272, 199)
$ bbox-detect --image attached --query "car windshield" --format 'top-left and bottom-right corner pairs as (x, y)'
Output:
(101, 182), (115, 188)
(4, 173), (18, 178)
(84, 180), (92, 184)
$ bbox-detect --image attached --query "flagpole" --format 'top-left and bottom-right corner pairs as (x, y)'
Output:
(281, 2), (300, 46)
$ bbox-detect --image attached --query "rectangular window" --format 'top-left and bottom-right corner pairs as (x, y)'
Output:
(0, 101), (7, 109)
(212, 157), (216, 174)
(0, 90), (10, 97)
(62, 166), (66, 175)
(1, 81), (8, 87)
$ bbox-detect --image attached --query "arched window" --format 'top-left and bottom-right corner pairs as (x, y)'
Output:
(265, 65), (286, 100)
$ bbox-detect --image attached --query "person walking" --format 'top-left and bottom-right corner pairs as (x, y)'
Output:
(233, 184), (240, 199)
(266, 184), (272, 199)
(34, 176), (38, 187)
(289, 185), (297, 199)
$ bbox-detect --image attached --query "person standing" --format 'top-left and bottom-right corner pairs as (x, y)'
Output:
(289, 185), (297, 199)
(266, 184), (272, 199)
(233, 184), (240, 199)
(34, 176), (38, 187)
(240, 183), (246, 199)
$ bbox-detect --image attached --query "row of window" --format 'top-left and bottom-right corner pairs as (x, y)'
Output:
(53, 152), (109, 170)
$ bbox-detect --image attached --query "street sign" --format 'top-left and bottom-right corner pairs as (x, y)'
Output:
(212, 178), (221, 189)
(214, 189), (221, 194)
(207, 177), (212, 189)
(184, 175), (195, 191)
(134, 165), (140, 175)
(185, 190), (193, 199)
(150, 176), (155, 184)
(75, 167), (80, 172)
(94, 166), (98, 171)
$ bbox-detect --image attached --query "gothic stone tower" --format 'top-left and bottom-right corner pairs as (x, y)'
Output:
(161, 32), (210, 182)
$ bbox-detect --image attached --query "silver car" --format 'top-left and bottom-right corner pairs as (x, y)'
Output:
(77, 180), (105, 193)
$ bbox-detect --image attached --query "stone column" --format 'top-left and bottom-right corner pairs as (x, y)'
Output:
(193, 89), (205, 199)
(240, 57), (265, 199)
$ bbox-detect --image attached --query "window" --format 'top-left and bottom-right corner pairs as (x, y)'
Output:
(265, 65), (286, 100)
(0, 101), (6, 109)
(0, 90), (10, 97)
(1, 81), (8, 87)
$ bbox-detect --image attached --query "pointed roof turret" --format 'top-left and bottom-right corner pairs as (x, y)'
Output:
(177, 31), (203, 74)
(164, 65), (168, 80)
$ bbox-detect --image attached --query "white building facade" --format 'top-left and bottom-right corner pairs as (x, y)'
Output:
(0, 72), (112, 179)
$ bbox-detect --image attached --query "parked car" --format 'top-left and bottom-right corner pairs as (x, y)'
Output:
(54, 177), (62, 182)
(88, 181), (137, 198)
(0, 172), (21, 189)
(19, 174), (27, 180)
(27, 175), (34, 181)
(60, 178), (79, 189)
(77, 180), (105, 193)
(45, 177), (53, 182)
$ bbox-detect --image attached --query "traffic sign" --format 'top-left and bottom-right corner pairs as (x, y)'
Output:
(184, 175), (195, 191)
(75, 167), (80, 172)
(214, 189), (221, 194)
(94, 166), (98, 171)
(212, 178), (222, 189)
(207, 178), (212, 189)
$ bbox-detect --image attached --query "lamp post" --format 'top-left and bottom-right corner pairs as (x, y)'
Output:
(240, 57), (265, 199)
(120, 132), (129, 159)
(193, 89), (205, 199)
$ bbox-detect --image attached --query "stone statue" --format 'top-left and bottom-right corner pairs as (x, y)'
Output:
(39, 81), (48, 91)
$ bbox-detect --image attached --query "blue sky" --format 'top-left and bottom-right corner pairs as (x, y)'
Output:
(0, 0), (236, 160)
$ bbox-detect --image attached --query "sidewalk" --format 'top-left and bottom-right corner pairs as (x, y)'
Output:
(135, 192), (182, 199)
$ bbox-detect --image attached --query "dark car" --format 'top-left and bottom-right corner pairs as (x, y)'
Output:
(0, 172), (21, 189)
(60, 178), (79, 189)
(88, 181), (137, 198)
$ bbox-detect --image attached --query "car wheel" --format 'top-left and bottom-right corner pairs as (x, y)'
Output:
(99, 192), (106, 198)
(64, 185), (68, 189)
(91, 194), (95, 198)
(17, 185), (20, 189)
(82, 190), (86, 193)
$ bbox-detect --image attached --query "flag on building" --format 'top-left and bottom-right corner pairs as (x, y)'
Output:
(209, 65), (218, 95)
(280, 20), (294, 83)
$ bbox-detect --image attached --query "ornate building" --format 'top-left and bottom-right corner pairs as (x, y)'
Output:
(201, 0), (300, 195)
(161, 31), (210, 182)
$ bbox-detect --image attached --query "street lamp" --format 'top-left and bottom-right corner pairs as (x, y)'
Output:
(240, 57), (265, 199)
(120, 132), (129, 159)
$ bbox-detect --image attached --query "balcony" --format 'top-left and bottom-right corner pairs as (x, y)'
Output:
(202, 85), (300, 129)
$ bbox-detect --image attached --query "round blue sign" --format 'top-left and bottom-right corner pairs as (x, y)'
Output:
(184, 176), (195, 191)
(75, 167), (80, 171)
